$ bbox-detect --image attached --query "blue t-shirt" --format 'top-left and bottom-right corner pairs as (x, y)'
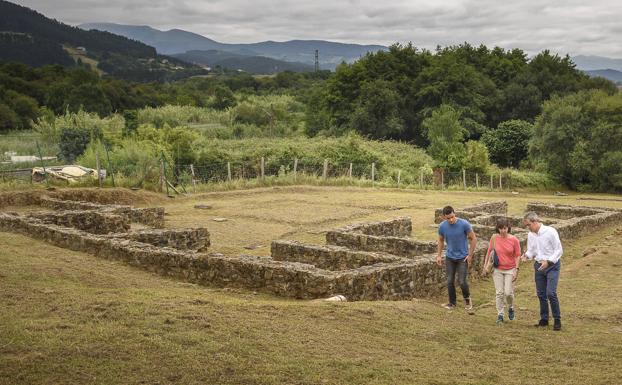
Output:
(438, 218), (473, 260)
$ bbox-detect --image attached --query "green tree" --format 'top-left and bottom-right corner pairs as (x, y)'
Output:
(123, 110), (139, 136)
(530, 90), (622, 191)
(464, 140), (490, 172)
(424, 104), (466, 170)
(58, 127), (93, 162)
(211, 85), (237, 110)
(0, 103), (19, 131)
(481, 119), (533, 167)
(349, 79), (404, 139)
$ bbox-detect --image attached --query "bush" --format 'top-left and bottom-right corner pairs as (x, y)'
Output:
(78, 139), (164, 187)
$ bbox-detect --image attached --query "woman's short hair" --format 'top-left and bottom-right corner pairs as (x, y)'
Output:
(495, 217), (511, 234)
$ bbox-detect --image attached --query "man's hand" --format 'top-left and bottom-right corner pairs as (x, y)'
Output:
(520, 253), (530, 262)
(436, 255), (443, 267)
(465, 254), (473, 266)
(537, 260), (549, 271)
(512, 269), (519, 282)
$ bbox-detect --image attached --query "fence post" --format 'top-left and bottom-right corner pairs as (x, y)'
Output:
(499, 172), (503, 190)
(261, 157), (265, 179)
(476, 172), (479, 189)
(490, 174), (493, 189)
(161, 151), (169, 196)
(371, 162), (375, 183)
(322, 159), (328, 180)
(35, 140), (49, 188)
(105, 145), (115, 188)
(227, 162), (232, 182)
(441, 169), (444, 190)
(348, 163), (353, 178)
(420, 169), (423, 188)
(160, 157), (164, 192)
(190, 164), (197, 193)
(462, 168), (466, 191)
(397, 170), (401, 187)
(96, 151), (102, 188)
(293, 158), (298, 180)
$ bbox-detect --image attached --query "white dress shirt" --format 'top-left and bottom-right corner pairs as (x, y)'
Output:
(525, 224), (563, 264)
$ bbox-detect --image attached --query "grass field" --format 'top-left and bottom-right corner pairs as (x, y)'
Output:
(1, 186), (622, 385)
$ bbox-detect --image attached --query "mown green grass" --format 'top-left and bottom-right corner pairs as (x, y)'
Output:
(1, 188), (622, 385)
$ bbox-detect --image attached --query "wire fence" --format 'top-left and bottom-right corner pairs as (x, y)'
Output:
(171, 158), (514, 191)
(0, 155), (517, 192)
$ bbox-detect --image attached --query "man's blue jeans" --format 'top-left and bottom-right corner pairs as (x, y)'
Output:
(446, 257), (470, 305)
(534, 260), (561, 321)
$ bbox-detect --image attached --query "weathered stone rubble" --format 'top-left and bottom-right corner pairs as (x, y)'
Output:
(1, 193), (620, 301)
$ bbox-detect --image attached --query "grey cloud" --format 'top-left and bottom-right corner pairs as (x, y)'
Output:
(12, 0), (622, 57)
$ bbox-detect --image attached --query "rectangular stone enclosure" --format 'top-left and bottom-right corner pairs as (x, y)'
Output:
(1, 192), (620, 301)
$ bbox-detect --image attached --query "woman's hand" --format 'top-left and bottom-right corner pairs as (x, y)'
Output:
(481, 263), (490, 276)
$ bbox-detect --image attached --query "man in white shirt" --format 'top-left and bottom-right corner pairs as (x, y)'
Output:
(522, 211), (563, 331)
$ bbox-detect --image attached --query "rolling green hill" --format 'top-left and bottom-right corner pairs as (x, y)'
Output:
(0, 0), (205, 82)
(173, 49), (314, 74)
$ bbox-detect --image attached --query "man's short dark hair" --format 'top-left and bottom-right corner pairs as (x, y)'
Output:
(442, 206), (454, 216)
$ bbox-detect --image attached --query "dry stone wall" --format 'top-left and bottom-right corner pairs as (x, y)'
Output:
(325, 231), (438, 257)
(526, 202), (619, 219)
(333, 217), (412, 237)
(434, 201), (508, 224)
(120, 228), (211, 252)
(27, 210), (130, 234)
(271, 240), (404, 270)
(2, 193), (620, 301)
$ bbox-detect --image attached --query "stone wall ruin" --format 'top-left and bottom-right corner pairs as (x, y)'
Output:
(1, 191), (620, 301)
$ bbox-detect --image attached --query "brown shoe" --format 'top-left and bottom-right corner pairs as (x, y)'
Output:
(534, 319), (549, 327)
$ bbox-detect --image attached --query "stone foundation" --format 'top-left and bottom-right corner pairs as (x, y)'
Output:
(27, 210), (130, 234)
(40, 197), (165, 228)
(1, 194), (619, 301)
(332, 217), (412, 237)
(325, 231), (438, 257)
(121, 228), (210, 252)
(434, 201), (508, 223)
(525, 202), (620, 219)
(271, 240), (404, 270)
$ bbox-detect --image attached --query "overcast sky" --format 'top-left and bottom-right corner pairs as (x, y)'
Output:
(14, 0), (622, 58)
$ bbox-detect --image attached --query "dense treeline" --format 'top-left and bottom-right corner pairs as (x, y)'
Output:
(2, 43), (621, 192)
(0, 62), (329, 130)
(306, 43), (617, 145)
(531, 90), (622, 191)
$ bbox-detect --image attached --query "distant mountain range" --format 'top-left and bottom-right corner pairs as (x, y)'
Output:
(174, 50), (314, 73)
(584, 69), (622, 84)
(0, 0), (205, 82)
(571, 55), (622, 84)
(571, 55), (622, 72)
(78, 23), (387, 70)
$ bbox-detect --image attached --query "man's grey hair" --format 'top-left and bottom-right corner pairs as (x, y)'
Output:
(523, 211), (540, 222)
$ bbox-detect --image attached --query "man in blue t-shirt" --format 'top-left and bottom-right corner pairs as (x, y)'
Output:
(437, 205), (477, 311)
